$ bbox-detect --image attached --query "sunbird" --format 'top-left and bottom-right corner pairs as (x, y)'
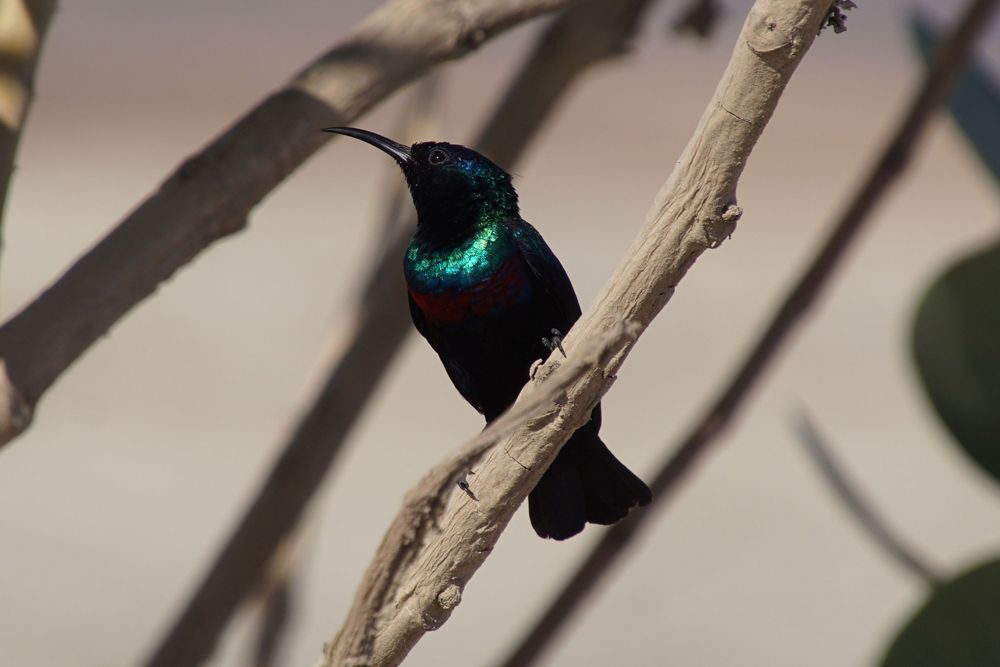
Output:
(324, 127), (651, 539)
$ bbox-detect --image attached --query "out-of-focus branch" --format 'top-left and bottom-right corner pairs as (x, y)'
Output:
(0, 0), (57, 273)
(0, 0), (575, 450)
(324, 2), (832, 665)
(497, 1), (999, 665)
(672, 0), (721, 39)
(793, 410), (942, 586)
(246, 74), (446, 667)
(372, 77), (444, 244)
(252, 580), (292, 667)
(249, 531), (301, 667)
(140, 3), (655, 667)
(475, 0), (653, 163)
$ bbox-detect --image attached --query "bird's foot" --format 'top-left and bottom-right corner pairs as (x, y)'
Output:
(541, 328), (566, 358)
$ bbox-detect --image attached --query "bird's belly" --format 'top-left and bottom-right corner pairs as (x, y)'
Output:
(433, 311), (546, 419)
(409, 255), (553, 414)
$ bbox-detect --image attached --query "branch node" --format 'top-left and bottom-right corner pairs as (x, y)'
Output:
(704, 204), (740, 248)
(461, 27), (489, 50)
(435, 584), (462, 612)
(745, 7), (800, 65)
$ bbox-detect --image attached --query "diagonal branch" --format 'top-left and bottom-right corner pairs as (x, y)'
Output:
(324, 321), (644, 666)
(0, 0), (575, 449)
(245, 73), (446, 667)
(497, 1), (1000, 664)
(139, 3), (655, 666)
(0, 0), (57, 281)
(323, 1), (833, 665)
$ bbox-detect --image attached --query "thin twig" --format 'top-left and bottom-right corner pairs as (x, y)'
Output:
(0, 0), (57, 285)
(496, 1), (999, 665)
(792, 410), (942, 586)
(139, 4), (655, 666)
(324, 1), (833, 664)
(0, 0), (575, 449)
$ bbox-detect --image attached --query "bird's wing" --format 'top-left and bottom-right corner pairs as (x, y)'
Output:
(407, 291), (486, 415)
(507, 219), (582, 331)
(508, 219), (601, 430)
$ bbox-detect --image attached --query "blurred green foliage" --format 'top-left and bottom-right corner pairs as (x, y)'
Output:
(912, 240), (1000, 485)
(911, 13), (1000, 188)
(876, 12), (1000, 667)
(881, 559), (1000, 667)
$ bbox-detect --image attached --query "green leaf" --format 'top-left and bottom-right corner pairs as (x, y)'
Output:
(912, 239), (1000, 485)
(881, 558), (1000, 667)
(910, 12), (1000, 188)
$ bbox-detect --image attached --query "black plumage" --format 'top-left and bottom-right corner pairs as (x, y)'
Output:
(324, 126), (651, 539)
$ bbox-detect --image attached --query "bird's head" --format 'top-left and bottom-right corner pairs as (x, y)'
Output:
(323, 127), (519, 241)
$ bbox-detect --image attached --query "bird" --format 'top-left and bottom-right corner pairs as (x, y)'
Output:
(323, 126), (651, 540)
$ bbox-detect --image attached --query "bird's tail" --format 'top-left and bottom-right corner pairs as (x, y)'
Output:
(528, 421), (651, 540)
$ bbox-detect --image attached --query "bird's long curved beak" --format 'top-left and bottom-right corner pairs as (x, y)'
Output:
(322, 126), (413, 166)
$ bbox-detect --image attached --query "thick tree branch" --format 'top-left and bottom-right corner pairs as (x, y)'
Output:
(498, 1), (1000, 664)
(139, 3), (654, 666)
(323, 322), (644, 666)
(323, 2), (832, 665)
(0, 0), (574, 449)
(0, 0), (56, 272)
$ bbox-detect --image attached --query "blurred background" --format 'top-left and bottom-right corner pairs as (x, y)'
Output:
(1, 0), (999, 665)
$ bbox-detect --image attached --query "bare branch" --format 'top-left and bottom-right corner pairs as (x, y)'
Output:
(0, 0), (574, 449)
(139, 3), (654, 666)
(324, 1), (833, 665)
(324, 322), (645, 665)
(0, 0), (56, 270)
(497, 1), (1000, 664)
(792, 410), (942, 586)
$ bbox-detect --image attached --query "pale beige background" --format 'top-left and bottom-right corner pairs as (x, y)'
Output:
(1, 1), (999, 666)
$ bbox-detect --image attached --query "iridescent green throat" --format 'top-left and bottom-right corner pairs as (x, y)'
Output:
(405, 220), (517, 293)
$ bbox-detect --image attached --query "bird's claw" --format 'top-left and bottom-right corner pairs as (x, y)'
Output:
(541, 328), (566, 358)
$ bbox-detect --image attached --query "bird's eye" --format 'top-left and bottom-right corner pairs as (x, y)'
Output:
(428, 149), (448, 165)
